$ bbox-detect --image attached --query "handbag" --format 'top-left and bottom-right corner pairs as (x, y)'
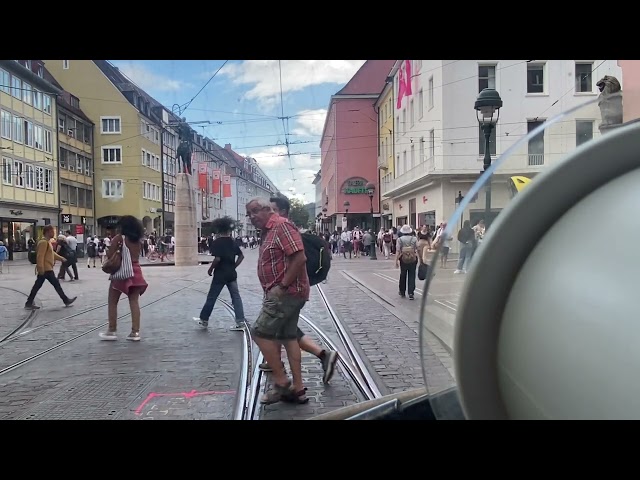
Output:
(101, 239), (122, 275)
(109, 237), (134, 281)
(418, 263), (429, 281)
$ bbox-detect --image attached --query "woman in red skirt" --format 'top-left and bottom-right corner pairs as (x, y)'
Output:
(99, 215), (148, 342)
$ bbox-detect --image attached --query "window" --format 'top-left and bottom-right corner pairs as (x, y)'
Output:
(58, 116), (65, 132)
(44, 129), (52, 153)
(478, 65), (496, 92)
(11, 76), (21, 99)
(101, 116), (121, 134)
(45, 169), (53, 192)
(33, 125), (43, 150)
(23, 120), (33, 147)
(25, 164), (34, 189)
(402, 109), (406, 133)
(0, 69), (9, 94)
(410, 99), (415, 127)
(102, 179), (123, 198)
(76, 154), (83, 172)
(63, 60), (69, 70)
(479, 125), (497, 156)
(428, 76), (434, 109)
(13, 116), (23, 143)
(402, 150), (407, 174)
(59, 147), (67, 168)
(85, 157), (92, 176)
(428, 129), (435, 158)
(83, 125), (91, 144)
(527, 120), (545, 165)
(43, 94), (52, 115)
(102, 146), (122, 163)
(395, 116), (399, 140)
(2, 157), (11, 185)
(527, 63), (545, 93)
(35, 166), (44, 191)
(22, 82), (32, 105)
(1, 110), (11, 139)
(33, 89), (42, 110)
(418, 89), (424, 119)
(575, 63), (593, 93)
(410, 144), (415, 169)
(419, 137), (425, 162)
(576, 120), (594, 146)
(13, 160), (23, 187)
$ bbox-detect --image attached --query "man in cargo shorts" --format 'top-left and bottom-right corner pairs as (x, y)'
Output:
(246, 197), (310, 405)
(260, 195), (338, 383)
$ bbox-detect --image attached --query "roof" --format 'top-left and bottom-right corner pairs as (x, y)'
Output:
(42, 66), (93, 124)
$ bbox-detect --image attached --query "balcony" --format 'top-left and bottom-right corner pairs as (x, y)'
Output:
(381, 157), (435, 197)
(528, 153), (544, 166)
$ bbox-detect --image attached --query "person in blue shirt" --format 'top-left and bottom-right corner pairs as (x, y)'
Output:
(0, 240), (8, 273)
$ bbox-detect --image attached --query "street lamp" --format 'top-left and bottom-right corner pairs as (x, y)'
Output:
(365, 182), (377, 260)
(475, 88), (502, 228)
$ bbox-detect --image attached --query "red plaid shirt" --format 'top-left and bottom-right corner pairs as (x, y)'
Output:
(258, 214), (310, 301)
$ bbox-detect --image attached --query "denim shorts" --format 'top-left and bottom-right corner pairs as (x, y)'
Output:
(252, 290), (306, 341)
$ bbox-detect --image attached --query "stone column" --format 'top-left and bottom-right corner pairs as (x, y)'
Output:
(174, 173), (198, 266)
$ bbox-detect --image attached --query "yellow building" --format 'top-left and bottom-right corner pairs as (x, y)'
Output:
(375, 77), (395, 230)
(0, 60), (62, 261)
(43, 66), (96, 248)
(43, 60), (165, 236)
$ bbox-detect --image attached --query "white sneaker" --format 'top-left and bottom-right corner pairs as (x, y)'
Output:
(193, 317), (208, 328)
(99, 331), (117, 341)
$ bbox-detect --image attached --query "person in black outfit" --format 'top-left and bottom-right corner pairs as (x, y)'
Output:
(193, 216), (247, 330)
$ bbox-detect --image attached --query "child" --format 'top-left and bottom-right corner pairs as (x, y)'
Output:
(193, 216), (247, 330)
(0, 241), (7, 273)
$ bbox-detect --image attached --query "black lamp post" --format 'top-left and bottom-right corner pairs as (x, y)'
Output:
(474, 88), (502, 228)
(365, 182), (377, 260)
(455, 190), (464, 229)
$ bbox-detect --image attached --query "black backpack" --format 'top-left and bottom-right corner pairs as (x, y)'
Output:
(301, 233), (331, 286)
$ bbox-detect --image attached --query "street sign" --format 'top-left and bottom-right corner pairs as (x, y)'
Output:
(61, 214), (72, 224)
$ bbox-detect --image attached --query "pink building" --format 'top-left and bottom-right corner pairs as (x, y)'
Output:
(319, 60), (395, 232)
(618, 61), (640, 122)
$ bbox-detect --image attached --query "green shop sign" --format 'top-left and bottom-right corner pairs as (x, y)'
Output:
(342, 178), (370, 194)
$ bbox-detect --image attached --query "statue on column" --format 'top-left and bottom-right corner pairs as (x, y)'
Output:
(596, 75), (623, 133)
(176, 118), (193, 175)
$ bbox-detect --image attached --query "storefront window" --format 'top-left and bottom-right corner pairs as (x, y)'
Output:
(11, 222), (35, 252)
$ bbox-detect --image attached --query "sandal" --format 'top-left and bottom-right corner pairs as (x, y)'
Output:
(282, 386), (309, 404)
(260, 380), (292, 405)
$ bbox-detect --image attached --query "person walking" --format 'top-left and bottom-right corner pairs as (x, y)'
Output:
(99, 215), (148, 342)
(193, 216), (247, 330)
(24, 225), (77, 310)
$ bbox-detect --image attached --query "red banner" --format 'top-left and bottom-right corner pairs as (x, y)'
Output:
(198, 163), (208, 191)
(222, 174), (232, 198)
(212, 169), (221, 195)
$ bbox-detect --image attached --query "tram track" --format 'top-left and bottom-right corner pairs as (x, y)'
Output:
(0, 275), (212, 377)
(0, 286), (38, 343)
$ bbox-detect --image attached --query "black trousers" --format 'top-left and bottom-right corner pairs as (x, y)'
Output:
(26, 270), (70, 305)
(399, 260), (417, 296)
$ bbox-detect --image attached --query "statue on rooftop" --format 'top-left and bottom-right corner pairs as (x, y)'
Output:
(597, 75), (623, 133)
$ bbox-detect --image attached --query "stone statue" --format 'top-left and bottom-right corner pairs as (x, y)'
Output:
(597, 75), (623, 132)
(176, 117), (193, 175)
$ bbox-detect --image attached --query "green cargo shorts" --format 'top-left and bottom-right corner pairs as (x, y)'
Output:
(251, 290), (307, 341)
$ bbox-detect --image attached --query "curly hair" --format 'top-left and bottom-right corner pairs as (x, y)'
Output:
(211, 216), (235, 234)
(117, 215), (144, 242)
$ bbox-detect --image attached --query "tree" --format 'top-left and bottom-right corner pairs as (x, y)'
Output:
(288, 198), (309, 228)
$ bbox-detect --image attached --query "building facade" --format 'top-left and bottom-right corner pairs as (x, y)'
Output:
(382, 59), (622, 233)
(0, 60), (61, 260)
(221, 143), (277, 238)
(375, 76), (395, 231)
(312, 169), (323, 230)
(44, 68), (96, 250)
(319, 60), (395, 233)
(42, 60), (166, 236)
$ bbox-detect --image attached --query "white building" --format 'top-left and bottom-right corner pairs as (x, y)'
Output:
(381, 59), (622, 232)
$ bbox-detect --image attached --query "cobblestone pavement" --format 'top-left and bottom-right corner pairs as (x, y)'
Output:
(0, 266), (244, 420)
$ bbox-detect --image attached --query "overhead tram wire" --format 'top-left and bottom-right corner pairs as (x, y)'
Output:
(278, 60), (296, 183)
(178, 60), (229, 116)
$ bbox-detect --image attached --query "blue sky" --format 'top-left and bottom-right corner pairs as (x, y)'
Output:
(110, 60), (366, 203)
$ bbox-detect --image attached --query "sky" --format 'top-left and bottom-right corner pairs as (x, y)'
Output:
(109, 60), (367, 204)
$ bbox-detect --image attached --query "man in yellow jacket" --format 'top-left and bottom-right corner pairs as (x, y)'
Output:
(25, 225), (77, 310)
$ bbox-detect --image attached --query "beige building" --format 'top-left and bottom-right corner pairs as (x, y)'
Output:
(43, 60), (166, 236)
(0, 60), (61, 260)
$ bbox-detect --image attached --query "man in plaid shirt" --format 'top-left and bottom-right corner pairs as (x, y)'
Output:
(246, 197), (310, 404)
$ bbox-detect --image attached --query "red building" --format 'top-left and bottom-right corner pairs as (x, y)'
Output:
(319, 60), (395, 232)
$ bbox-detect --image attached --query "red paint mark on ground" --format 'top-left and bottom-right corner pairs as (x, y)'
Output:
(134, 389), (235, 415)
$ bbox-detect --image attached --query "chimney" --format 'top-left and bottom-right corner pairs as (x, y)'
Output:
(225, 144), (232, 151)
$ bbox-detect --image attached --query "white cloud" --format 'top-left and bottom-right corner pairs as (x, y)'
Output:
(113, 62), (191, 92)
(291, 109), (327, 137)
(218, 60), (366, 105)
